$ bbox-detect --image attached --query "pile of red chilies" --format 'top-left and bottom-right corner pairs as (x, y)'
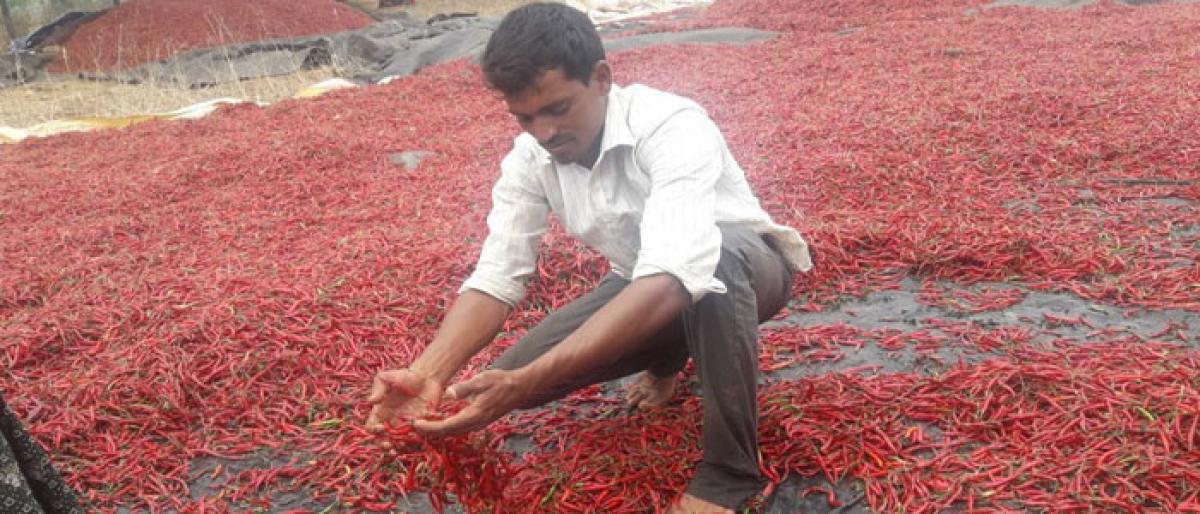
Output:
(757, 341), (1200, 512)
(917, 282), (1027, 314)
(2, 0), (1199, 511)
(47, 0), (373, 73)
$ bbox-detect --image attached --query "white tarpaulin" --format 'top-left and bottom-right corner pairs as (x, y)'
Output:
(573, 0), (712, 24)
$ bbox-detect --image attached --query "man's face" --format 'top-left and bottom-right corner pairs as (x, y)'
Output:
(505, 63), (612, 166)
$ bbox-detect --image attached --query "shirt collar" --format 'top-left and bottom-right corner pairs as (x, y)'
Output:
(597, 84), (636, 154)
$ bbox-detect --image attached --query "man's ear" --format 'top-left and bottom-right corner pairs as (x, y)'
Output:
(591, 60), (613, 94)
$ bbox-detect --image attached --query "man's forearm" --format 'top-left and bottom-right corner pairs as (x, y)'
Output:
(410, 290), (511, 385)
(518, 274), (691, 394)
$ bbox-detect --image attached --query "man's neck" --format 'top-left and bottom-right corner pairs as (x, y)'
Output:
(577, 122), (606, 170)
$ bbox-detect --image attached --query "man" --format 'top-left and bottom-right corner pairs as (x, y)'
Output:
(365, 3), (812, 512)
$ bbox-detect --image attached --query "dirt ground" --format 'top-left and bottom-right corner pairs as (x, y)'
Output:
(0, 68), (339, 127)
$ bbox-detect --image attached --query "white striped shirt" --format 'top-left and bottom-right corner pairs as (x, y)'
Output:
(461, 83), (812, 306)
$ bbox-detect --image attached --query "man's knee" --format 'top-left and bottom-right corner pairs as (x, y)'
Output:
(711, 228), (792, 322)
(711, 245), (753, 295)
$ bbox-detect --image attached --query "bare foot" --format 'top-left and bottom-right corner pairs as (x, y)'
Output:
(625, 371), (675, 409)
(666, 493), (733, 514)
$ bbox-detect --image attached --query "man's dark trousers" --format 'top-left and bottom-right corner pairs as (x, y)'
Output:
(492, 226), (794, 509)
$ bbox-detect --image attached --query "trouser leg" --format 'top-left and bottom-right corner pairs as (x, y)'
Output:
(491, 273), (687, 408)
(491, 227), (794, 510)
(683, 227), (793, 509)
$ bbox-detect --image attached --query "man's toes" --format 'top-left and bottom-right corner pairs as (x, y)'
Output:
(625, 373), (651, 404)
(625, 372), (677, 410)
(638, 375), (675, 408)
(626, 386), (647, 407)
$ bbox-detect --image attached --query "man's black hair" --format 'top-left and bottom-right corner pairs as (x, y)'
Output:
(481, 3), (606, 96)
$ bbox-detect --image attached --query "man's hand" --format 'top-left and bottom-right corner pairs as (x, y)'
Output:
(365, 368), (444, 431)
(413, 369), (532, 437)
(365, 291), (511, 432)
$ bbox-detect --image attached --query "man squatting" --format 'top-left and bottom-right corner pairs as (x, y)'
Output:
(366, 3), (812, 512)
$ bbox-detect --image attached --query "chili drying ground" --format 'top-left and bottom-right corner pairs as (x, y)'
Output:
(46, 0), (373, 73)
(2, 0), (1199, 512)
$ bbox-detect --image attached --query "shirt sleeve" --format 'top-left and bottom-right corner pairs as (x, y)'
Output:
(459, 144), (550, 307)
(631, 109), (728, 303)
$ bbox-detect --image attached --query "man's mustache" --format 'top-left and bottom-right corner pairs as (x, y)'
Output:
(540, 136), (572, 148)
